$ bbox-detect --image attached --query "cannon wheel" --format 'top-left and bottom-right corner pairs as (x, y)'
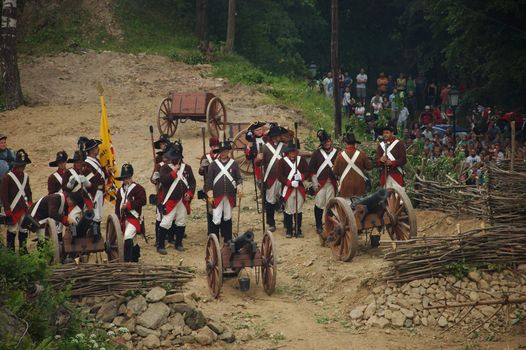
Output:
(105, 214), (124, 262)
(157, 97), (178, 137)
(261, 231), (277, 295)
(45, 219), (63, 264)
(206, 234), (223, 298)
(231, 128), (254, 175)
(206, 97), (227, 138)
(385, 187), (417, 240)
(324, 197), (359, 262)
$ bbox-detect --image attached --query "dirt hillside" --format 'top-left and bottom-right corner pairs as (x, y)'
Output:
(1, 51), (523, 350)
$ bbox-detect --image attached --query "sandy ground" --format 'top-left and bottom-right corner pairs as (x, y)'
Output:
(1, 51), (524, 349)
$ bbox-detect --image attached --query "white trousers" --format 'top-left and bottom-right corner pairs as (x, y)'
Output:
(124, 221), (138, 241)
(213, 197), (232, 225)
(93, 190), (104, 222)
(315, 182), (335, 209)
(285, 189), (305, 215)
(265, 181), (282, 204)
(160, 200), (187, 229)
(7, 222), (28, 234)
(386, 176), (404, 192)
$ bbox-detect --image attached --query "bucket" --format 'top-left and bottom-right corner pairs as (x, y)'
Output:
(238, 269), (251, 292)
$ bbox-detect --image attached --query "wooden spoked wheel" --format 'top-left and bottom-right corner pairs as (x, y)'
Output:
(45, 219), (63, 264)
(157, 97), (178, 137)
(231, 128), (254, 175)
(206, 234), (223, 298)
(324, 197), (359, 262)
(261, 231), (277, 295)
(105, 214), (124, 262)
(385, 187), (417, 241)
(206, 97), (227, 138)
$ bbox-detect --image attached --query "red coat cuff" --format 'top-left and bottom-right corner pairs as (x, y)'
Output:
(286, 179), (292, 187)
(62, 216), (69, 225)
(390, 160), (397, 167)
(185, 191), (194, 199)
(126, 202), (132, 210)
(5, 209), (12, 216)
(171, 170), (177, 179)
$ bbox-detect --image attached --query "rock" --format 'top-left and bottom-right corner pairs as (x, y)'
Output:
(143, 334), (160, 349)
(173, 335), (195, 345)
(135, 325), (161, 338)
(446, 276), (456, 284)
(161, 339), (172, 347)
(363, 302), (377, 320)
(469, 291), (479, 302)
(113, 316), (126, 326)
(169, 313), (185, 328)
(367, 316), (390, 329)
(478, 280), (490, 290)
(117, 304), (127, 316)
(185, 309), (207, 330)
(137, 302), (171, 330)
(517, 263), (526, 272)
(172, 303), (195, 315)
(391, 311), (406, 327)
(219, 330), (236, 343)
(183, 325), (193, 335)
(467, 271), (481, 282)
(163, 293), (185, 304)
(427, 315), (436, 327)
(122, 332), (132, 341)
(207, 320), (224, 335)
(413, 315), (421, 326)
(349, 305), (366, 320)
(127, 296), (147, 316)
(384, 309), (393, 320)
(404, 319), (413, 328)
(422, 296), (430, 308)
(195, 333), (213, 346)
(200, 326), (218, 341)
(96, 300), (119, 322)
(438, 316), (448, 327)
(123, 318), (136, 333)
(160, 323), (173, 338)
(421, 316), (428, 326)
(400, 308), (414, 319)
(146, 287), (167, 303)
(384, 287), (393, 295)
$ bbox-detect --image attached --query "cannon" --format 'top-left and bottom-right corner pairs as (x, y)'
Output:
(205, 231), (277, 299)
(321, 187), (417, 262)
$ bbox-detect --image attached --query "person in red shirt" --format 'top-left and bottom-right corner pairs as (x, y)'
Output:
(375, 126), (407, 189)
(420, 106), (433, 125)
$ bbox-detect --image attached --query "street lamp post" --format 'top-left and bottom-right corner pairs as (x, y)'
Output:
(448, 86), (460, 148)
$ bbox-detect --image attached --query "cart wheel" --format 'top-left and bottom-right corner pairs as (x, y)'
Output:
(385, 187), (417, 241)
(205, 234), (223, 298)
(230, 128), (254, 175)
(324, 197), (359, 262)
(261, 231), (277, 295)
(105, 214), (124, 262)
(206, 97), (227, 138)
(158, 97), (178, 137)
(45, 219), (63, 264)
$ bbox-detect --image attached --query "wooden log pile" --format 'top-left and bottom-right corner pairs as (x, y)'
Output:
(383, 225), (526, 284)
(51, 263), (194, 297)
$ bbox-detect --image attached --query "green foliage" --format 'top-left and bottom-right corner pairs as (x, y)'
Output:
(169, 49), (207, 65)
(446, 261), (470, 279)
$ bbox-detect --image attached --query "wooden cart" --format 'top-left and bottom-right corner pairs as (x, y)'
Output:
(205, 231), (277, 298)
(158, 92), (227, 138)
(321, 187), (417, 262)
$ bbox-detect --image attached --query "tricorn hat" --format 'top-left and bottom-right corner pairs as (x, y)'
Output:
(248, 120), (266, 132)
(12, 149), (32, 166)
(0, 134), (6, 140)
(283, 140), (298, 153)
(164, 141), (183, 161)
(344, 132), (361, 145)
(381, 125), (396, 133)
(49, 151), (69, 167)
(154, 134), (171, 149)
(213, 140), (232, 153)
(267, 124), (288, 138)
(82, 138), (102, 152)
(115, 163), (134, 181)
(317, 129), (331, 145)
(68, 150), (85, 163)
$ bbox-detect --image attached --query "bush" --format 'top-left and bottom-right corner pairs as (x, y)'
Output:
(169, 49), (207, 65)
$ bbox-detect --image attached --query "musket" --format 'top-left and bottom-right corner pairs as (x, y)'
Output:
(251, 156), (260, 213)
(294, 121), (299, 237)
(383, 139), (391, 189)
(201, 127), (211, 220)
(261, 161), (266, 233)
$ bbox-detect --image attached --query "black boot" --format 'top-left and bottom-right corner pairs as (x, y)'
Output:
(6, 231), (16, 251)
(155, 220), (160, 248)
(174, 226), (185, 251)
(132, 244), (141, 262)
(370, 235), (381, 248)
(207, 213), (214, 235)
(167, 223), (175, 244)
(157, 227), (168, 255)
(91, 222), (101, 242)
(296, 213), (303, 238)
(124, 239), (134, 262)
(266, 202), (276, 231)
(284, 214), (293, 238)
(18, 231), (29, 255)
(221, 219), (232, 243)
(314, 206), (324, 234)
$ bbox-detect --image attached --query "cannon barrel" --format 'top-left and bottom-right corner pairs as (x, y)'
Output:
(355, 188), (388, 214)
(75, 209), (95, 236)
(231, 230), (255, 253)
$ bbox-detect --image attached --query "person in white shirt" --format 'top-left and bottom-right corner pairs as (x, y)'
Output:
(322, 72), (333, 98)
(354, 102), (365, 119)
(397, 106), (409, 131)
(342, 87), (352, 117)
(370, 92), (383, 115)
(422, 124), (434, 141)
(465, 148), (481, 166)
(356, 68), (368, 104)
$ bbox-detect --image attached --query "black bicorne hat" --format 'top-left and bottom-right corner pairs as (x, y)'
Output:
(164, 141), (184, 160)
(381, 125), (396, 133)
(68, 150), (85, 163)
(283, 140), (298, 153)
(344, 132), (361, 145)
(80, 138), (102, 152)
(49, 151), (69, 167)
(248, 120), (266, 132)
(317, 129), (331, 145)
(12, 149), (32, 166)
(267, 124), (288, 138)
(213, 140), (233, 153)
(115, 163), (134, 181)
(154, 134), (171, 149)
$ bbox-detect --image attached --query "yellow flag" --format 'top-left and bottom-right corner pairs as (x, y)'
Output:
(99, 95), (119, 203)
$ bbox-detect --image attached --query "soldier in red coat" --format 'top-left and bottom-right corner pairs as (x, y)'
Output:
(151, 136), (172, 246)
(199, 137), (219, 234)
(308, 129), (339, 234)
(244, 121), (266, 182)
(205, 140), (243, 243)
(0, 149), (33, 252)
(158, 143), (196, 253)
(115, 163), (147, 262)
(277, 141), (310, 238)
(48, 151), (70, 195)
(376, 126), (407, 189)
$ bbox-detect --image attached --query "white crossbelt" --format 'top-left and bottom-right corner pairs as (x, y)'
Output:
(213, 159), (235, 186)
(31, 194), (66, 224)
(206, 154), (213, 163)
(53, 172), (63, 193)
(316, 148), (337, 178)
(263, 143), (283, 182)
(281, 156), (301, 197)
(163, 164), (188, 205)
(68, 169), (82, 192)
(380, 139), (403, 174)
(85, 157), (106, 181)
(339, 151), (367, 192)
(120, 183), (140, 218)
(256, 137), (265, 152)
(7, 172), (28, 211)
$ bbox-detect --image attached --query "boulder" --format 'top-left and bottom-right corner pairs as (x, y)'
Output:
(185, 309), (207, 330)
(478, 280), (490, 290)
(173, 335), (196, 345)
(391, 311), (406, 327)
(143, 334), (160, 349)
(160, 323), (174, 338)
(469, 291), (479, 302)
(200, 326), (218, 341)
(146, 287), (167, 303)
(400, 308), (414, 319)
(219, 330), (236, 343)
(467, 271), (481, 282)
(367, 315), (390, 329)
(135, 325), (161, 338)
(137, 302), (171, 330)
(172, 303), (195, 315)
(112, 316), (126, 326)
(163, 293), (185, 304)
(127, 295), (147, 316)
(438, 316), (448, 327)
(349, 305), (366, 320)
(123, 318), (136, 333)
(96, 300), (119, 322)
(363, 302), (377, 320)
(207, 320), (224, 335)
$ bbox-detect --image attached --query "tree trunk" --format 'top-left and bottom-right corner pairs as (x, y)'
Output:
(1, 0), (23, 110)
(195, 0), (209, 46)
(331, 0), (341, 137)
(225, 0), (236, 53)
